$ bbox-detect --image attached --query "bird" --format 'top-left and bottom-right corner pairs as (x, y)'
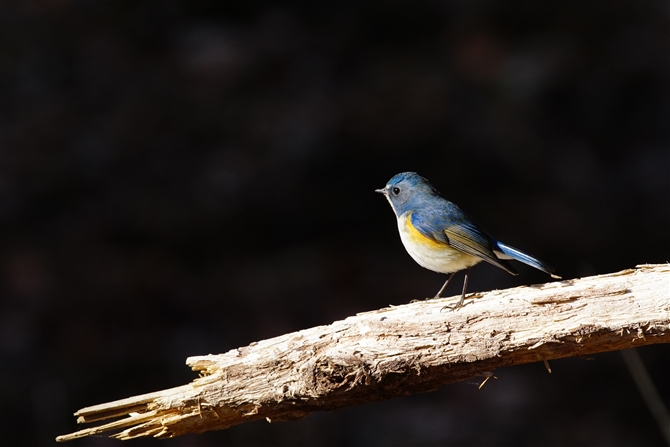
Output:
(376, 172), (560, 309)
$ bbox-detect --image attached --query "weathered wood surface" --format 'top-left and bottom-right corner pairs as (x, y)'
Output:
(57, 264), (670, 442)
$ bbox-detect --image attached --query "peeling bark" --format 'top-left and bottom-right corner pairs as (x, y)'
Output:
(57, 264), (670, 442)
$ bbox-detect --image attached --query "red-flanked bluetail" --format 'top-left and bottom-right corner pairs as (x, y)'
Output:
(376, 172), (560, 309)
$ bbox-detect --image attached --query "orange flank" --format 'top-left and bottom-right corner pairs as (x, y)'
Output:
(404, 213), (446, 249)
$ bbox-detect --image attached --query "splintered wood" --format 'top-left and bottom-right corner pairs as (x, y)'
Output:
(57, 264), (670, 442)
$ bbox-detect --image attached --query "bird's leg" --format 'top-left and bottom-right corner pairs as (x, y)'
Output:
(433, 272), (456, 298)
(455, 267), (471, 308)
(441, 267), (471, 311)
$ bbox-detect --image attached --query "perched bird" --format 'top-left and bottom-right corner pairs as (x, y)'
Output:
(376, 172), (560, 308)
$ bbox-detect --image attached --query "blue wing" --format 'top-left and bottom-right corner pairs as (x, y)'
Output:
(410, 204), (518, 275)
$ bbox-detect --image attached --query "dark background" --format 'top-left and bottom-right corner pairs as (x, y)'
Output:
(2, 2), (669, 446)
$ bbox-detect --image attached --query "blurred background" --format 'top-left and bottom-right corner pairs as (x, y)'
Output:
(2, 2), (669, 446)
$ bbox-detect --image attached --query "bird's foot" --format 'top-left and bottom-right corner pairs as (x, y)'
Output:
(440, 296), (468, 312)
(441, 303), (463, 312)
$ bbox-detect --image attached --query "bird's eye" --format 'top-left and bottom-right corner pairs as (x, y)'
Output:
(392, 187), (401, 196)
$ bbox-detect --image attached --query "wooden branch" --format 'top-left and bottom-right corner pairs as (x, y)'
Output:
(57, 264), (670, 442)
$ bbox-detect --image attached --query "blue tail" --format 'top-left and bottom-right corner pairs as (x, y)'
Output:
(495, 241), (561, 279)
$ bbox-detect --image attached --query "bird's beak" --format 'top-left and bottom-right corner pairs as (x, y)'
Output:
(375, 187), (387, 195)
